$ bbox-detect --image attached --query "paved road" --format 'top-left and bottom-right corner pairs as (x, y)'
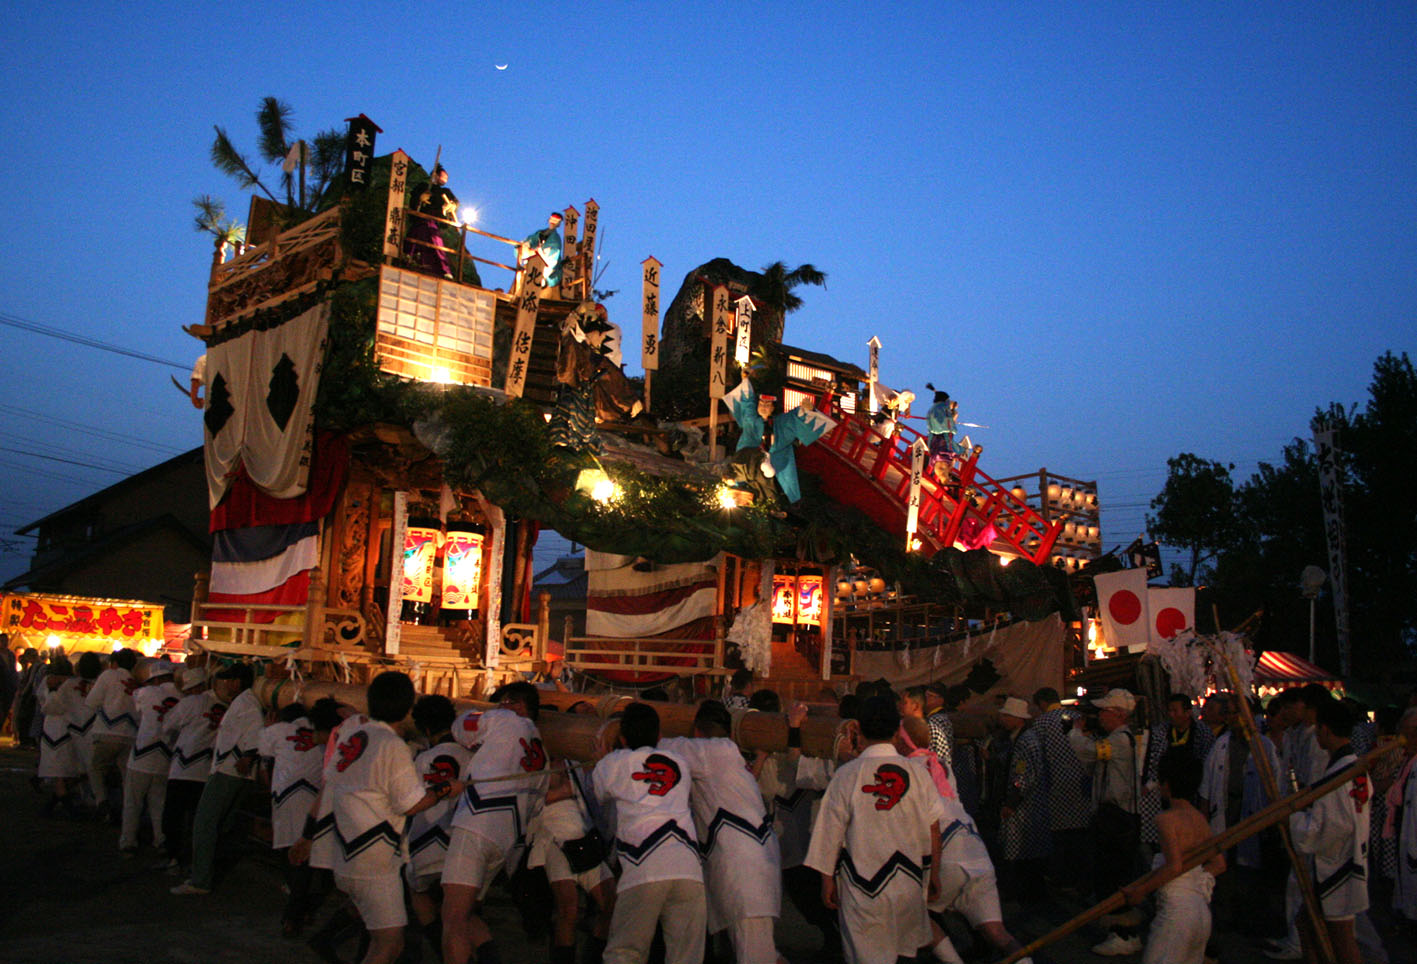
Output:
(0, 743), (1410, 963)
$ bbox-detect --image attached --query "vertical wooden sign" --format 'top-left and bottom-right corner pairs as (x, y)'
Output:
(641, 257), (661, 371)
(385, 490), (408, 655)
(709, 284), (731, 400)
(382, 149), (411, 260)
(906, 437), (927, 549)
(867, 335), (882, 414)
(561, 205), (580, 298)
(505, 253), (545, 398)
(580, 199), (599, 294)
(734, 295), (754, 366)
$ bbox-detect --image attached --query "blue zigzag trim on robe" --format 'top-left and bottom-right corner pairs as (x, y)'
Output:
(939, 818), (983, 851)
(131, 740), (173, 762)
(98, 709), (138, 731)
(41, 730), (72, 749)
(615, 820), (699, 866)
(409, 825), (451, 856)
(699, 807), (774, 855)
(773, 788), (812, 813)
(460, 780), (527, 843)
(335, 819), (402, 860)
(272, 778), (319, 805)
(309, 812), (335, 841)
(170, 746), (213, 768)
(1316, 857), (1367, 899)
(835, 849), (926, 899)
(68, 716), (96, 736)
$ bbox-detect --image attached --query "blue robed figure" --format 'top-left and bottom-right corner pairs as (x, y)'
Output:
(724, 378), (835, 504)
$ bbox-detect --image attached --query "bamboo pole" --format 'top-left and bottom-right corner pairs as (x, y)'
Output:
(993, 737), (1404, 964)
(1210, 642), (1335, 963)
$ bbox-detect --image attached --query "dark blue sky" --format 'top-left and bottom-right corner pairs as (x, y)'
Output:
(1, 1), (1413, 580)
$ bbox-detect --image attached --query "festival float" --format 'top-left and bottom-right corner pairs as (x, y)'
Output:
(183, 111), (1104, 703)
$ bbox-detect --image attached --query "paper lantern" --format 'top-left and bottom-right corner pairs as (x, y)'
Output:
(441, 524), (485, 613)
(401, 519), (441, 607)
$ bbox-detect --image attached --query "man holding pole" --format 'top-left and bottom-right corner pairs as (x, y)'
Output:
(1288, 698), (1370, 964)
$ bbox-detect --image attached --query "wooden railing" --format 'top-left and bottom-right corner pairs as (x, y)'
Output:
(808, 394), (1063, 563)
(190, 567), (367, 661)
(206, 206), (343, 329)
(563, 635), (725, 676)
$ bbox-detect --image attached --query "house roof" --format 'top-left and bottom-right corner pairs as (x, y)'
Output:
(3, 514), (211, 591)
(14, 447), (204, 535)
(777, 343), (867, 381)
(532, 554), (587, 601)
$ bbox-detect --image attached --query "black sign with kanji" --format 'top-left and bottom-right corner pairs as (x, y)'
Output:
(344, 114), (382, 192)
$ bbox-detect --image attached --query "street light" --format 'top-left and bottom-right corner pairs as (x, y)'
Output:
(1300, 565), (1326, 663)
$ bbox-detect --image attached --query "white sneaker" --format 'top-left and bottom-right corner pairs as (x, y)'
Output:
(170, 880), (211, 896)
(1092, 933), (1143, 956)
(1263, 942), (1303, 961)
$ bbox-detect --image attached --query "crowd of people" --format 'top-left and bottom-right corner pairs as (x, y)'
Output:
(3, 633), (1416, 964)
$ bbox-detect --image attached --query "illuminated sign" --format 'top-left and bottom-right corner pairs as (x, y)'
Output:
(770, 574), (823, 627)
(2, 594), (163, 643)
(441, 528), (484, 610)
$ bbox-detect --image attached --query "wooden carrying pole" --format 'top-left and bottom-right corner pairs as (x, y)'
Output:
(250, 679), (852, 761)
(1212, 644), (1335, 963)
(993, 736), (1404, 964)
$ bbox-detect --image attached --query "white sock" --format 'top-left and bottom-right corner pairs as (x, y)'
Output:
(932, 935), (964, 964)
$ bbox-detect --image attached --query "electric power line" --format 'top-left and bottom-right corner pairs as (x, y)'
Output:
(0, 403), (189, 457)
(0, 311), (189, 371)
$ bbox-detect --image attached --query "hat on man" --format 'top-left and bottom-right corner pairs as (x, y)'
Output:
(1000, 696), (1032, 720)
(145, 658), (177, 680)
(1093, 688), (1137, 714)
(178, 665), (207, 690)
(926, 681), (951, 700)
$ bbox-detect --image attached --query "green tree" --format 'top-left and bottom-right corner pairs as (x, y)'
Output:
(748, 261), (827, 344)
(200, 96), (345, 229)
(1147, 453), (1239, 585)
(1341, 351), (1417, 665)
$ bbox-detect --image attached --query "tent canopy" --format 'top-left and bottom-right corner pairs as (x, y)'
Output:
(1254, 650), (1338, 686)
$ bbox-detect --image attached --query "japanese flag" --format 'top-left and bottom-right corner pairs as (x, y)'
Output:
(1095, 569), (1150, 651)
(1148, 587), (1195, 641)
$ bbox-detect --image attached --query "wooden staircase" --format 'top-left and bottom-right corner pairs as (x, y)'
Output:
(392, 625), (482, 697)
(752, 639), (854, 704)
(795, 395), (1063, 563)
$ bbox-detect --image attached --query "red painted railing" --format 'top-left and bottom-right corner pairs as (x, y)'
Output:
(799, 396), (1063, 564)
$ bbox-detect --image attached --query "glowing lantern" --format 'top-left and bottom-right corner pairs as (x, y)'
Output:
(441, 523), (485, 616)
(401, 517), (441, 622)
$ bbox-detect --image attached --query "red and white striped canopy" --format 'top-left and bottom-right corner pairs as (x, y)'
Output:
(1254, 650), (1338, 684)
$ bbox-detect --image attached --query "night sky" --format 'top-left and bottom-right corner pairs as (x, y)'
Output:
(1, 2), (1412, 582)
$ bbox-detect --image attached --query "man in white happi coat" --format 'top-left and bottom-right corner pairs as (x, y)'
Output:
(404, 695), (476, 959)
(592, 701), (707, 964)
(1288, 697), (1371, 964)
(173, 662), (263, 895)
(85, 647), (140, 819)
(661, 699), (786, 964)
(290, 672), (465, 964)
(806, 695), (944, 964)
(441, 682), (549, 964)
(260, 696), (340, 936)
(160, 665), (220, 872)
(119, 659), (180, 854)
(757, 701), (841, 958)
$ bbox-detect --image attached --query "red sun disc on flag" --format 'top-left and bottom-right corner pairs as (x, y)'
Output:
(1108, 590), (1142, 625)
(1155, 607), (1187, 639)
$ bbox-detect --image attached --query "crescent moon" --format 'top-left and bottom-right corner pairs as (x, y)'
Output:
(495, 64), (508, 70)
